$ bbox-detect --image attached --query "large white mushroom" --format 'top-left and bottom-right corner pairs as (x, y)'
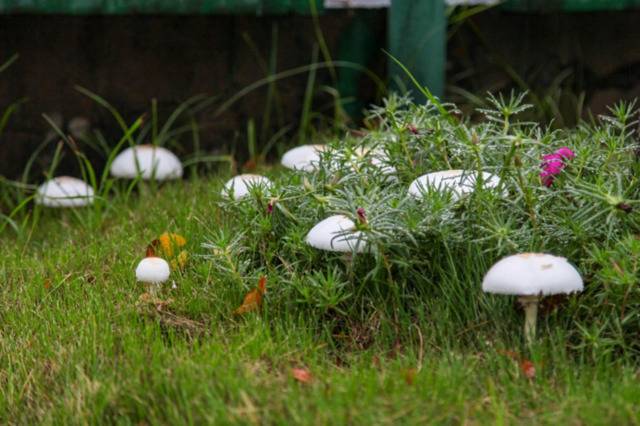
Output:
(305, 214), (367, 253)
(35, 176), (95, 208)
(281, 144), (325, 172)
(110, 145), (183, 180)
(135, 256), (170, 296)
(408, 170), (500, 200)
(221, 174), (273, 200)
(482, 253), (583, 344)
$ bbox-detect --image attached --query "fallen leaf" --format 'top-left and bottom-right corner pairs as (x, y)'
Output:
(404, 368), (417, 386)
(498, 349), (536, 379)
(147, 232), (188, 269)
(292, 367), (313, 384)
(234, 276), (267, 315)
(520, 359), (536, 379)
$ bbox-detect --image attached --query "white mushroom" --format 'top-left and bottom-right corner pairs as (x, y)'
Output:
(110, 145), (183, 180)
(281, 144), (326, 172)
(68, 116), (91, 139)
(35, 176), (95, 208)
(135, 257), (170, 296)
(408, 170), (500, 200)
(221, 174), (273, 200)
(305, 214), (367, 253)
(482, 253), (583, 344)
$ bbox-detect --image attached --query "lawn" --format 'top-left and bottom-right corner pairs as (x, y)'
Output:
(0, 178), (638, 425)
(2, 93), (640, 424)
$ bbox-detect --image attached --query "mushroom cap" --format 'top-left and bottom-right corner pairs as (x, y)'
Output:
(35, 176), (95, 208)
(110, 145), (183, 180)
(135, 257), (170, 284)
(305, 214), (367, 253)
(281, 144), (325, 171)
(482, 253), (583, 296)
(221, 174), (273, 200)
(408, 169), (500, 200)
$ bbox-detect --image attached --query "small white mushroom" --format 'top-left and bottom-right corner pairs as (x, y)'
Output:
(221, 174), (273, 200)
(35, 176), (95, 208)
(281, 144), (326, 172)
(482, 253), (583, 344)
(408, 170), (500, 200)
(110, 145), (183, 180)
(68, 116), (91, 139)
(305, 214), (367, 253)
(135, 257), (170, 296)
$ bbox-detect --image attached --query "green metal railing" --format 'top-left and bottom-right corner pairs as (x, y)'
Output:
(0, 0), (322, 14)
(1, 0), (638, 108)
(504, 0), (640, 12)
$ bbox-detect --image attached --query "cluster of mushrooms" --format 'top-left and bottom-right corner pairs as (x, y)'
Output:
(38, 142), (583, 344)
(221, 143), (584, 344)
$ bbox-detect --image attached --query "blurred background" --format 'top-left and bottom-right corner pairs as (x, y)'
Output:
(1, 0), (640, 177)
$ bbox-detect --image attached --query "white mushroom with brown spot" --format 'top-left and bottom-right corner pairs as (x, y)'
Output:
(408, 169), (500, 200)
(305, 214), (367, 253)
(135, 257), (170, 296)
(36, 176), (95, 208)
(281, 144), (325, 172)
(221, 174), (273, 200)
(110, 145), (183, 181)
(482, 253), (583, 344)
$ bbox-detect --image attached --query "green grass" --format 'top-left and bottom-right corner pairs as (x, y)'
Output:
(1, 178), (639, 425)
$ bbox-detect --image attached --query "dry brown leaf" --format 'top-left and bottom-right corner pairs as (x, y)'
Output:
(234, 276), (267, 315)
(404, 368), (417, 386)
(292, 367), (313, 384)
(498, 349), (536, 380)
(520, 360), (536, 379)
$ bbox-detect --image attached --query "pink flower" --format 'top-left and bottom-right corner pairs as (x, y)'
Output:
(543, 160), (564, 174)
(540, 147), (575, 187)
(555, 147), (575, 160)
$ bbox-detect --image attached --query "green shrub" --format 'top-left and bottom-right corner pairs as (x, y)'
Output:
(206, 93), (640, 355)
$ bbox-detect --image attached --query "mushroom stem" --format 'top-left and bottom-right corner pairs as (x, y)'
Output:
(147, 282), (160, 297)
(519, 295), (540, 345)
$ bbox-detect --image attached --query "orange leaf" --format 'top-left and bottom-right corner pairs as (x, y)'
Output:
(146, 232), (188, 268)
(520, 360), (536, 379)
(292, 367), (313, 384)
(404, 368), (417, 386)
(234, 276), (267, 315)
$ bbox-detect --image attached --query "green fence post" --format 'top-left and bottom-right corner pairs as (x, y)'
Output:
(388, 0), (446, 102)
